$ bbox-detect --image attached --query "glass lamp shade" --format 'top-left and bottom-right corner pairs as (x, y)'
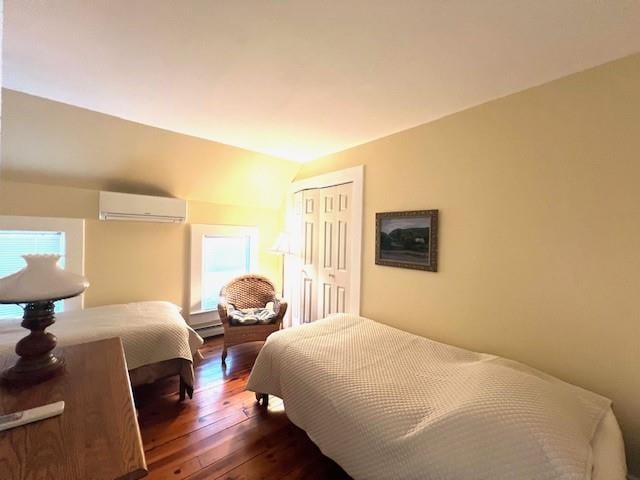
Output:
(0, 254), (89, 304)
(269, 232), (292, 255)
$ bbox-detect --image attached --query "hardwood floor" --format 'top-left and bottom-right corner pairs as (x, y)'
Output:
(134, 337), (351, 480)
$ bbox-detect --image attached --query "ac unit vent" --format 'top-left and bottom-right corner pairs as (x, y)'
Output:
(99, 191), (187, 223)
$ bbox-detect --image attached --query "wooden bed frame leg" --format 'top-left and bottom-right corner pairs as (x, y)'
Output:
(179, 377), (187, 401)
(221, 347), (228, 365)
(178, 377), (194, 401)
(255, 392), (269, 407)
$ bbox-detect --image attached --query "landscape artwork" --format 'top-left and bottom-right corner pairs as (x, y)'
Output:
(375, 210), (438, 271)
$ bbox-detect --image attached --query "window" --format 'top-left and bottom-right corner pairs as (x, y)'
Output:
(0, 216), (86, 318)
(0, 231), (66, 318)
(201, 235), (252, 310)
(190, 224), (258, 326)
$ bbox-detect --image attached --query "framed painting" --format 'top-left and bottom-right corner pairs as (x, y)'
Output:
(375, 210), (438, 271)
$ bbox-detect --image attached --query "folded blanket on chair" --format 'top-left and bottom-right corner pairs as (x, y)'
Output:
(227, 301), (278, 325)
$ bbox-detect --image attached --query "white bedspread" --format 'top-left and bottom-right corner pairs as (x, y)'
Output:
(0, 301), (203, 371)
(247, 314), (613, 480)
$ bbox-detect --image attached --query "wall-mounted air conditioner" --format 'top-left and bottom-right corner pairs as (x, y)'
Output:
(99, 191), (187, 223)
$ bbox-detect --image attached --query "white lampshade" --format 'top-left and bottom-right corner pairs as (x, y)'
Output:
(269, 232), (293, 255)
(0, 254), (89, 304)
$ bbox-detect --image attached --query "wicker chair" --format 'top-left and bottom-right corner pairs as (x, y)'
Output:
(217, 274), (287, 364)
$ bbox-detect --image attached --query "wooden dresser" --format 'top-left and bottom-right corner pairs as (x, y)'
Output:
(0, 337), (147, 480)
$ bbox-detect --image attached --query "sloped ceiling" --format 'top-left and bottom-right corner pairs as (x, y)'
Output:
(0, 90), (300, 209)
(4, 0), (640, 162)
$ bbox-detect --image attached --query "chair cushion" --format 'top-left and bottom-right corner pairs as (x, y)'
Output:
(227, 301), (278, 326)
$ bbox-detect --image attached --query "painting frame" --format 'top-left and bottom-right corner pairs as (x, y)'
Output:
(375, 210), (438, 272)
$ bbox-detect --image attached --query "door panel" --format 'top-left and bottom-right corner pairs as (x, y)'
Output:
(323, 221), (333, 268)
(322, 283), (332, 318)
(317, 183), (352, 319)
(302, 277), (314, 324)
(294, 183), (352, 324)
(336, 286), (346, 313)
(336, 220), (347, 271)
(333, 183), (351, 314)
(304, 222), (314, 265)
(317, 187), (335, 319)
(300, 189), (319, 323)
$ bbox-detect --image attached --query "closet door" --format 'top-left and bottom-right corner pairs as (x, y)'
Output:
(299, 189), (319, 323)
(317, 187), (336, 318)
(332, 183), (351, 314)
(317, 183), (352, 319)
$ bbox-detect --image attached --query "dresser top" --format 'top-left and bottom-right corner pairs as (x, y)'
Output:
(0, 337), (147, 480)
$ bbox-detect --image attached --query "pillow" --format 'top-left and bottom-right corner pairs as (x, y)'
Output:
(227, 301), (278, 326)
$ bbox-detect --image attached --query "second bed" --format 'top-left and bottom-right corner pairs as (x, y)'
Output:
(248, 314), (627, 480)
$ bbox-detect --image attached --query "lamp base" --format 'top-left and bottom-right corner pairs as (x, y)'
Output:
(0, 300), (65, 387)
(2, 354), (65, 386)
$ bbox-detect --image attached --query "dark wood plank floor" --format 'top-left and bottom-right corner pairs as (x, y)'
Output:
(134, 337), (351, 480)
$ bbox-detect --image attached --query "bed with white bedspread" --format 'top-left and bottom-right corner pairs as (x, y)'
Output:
(0, 301), (203, 396)
(247, 314), (627, 480)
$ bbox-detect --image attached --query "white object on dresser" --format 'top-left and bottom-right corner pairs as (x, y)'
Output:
(0, 401), (65, 431)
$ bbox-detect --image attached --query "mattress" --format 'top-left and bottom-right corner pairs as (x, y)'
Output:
(129, 357), (197, 388)
(248, 314), (627, 479)
(592, 409), (628, 480)
(0, 301), (204, 386)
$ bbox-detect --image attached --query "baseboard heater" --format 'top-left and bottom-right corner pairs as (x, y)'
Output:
(195, 324), (223, 338)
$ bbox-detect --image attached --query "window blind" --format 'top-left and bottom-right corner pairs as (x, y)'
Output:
(0, 231), (66, 318)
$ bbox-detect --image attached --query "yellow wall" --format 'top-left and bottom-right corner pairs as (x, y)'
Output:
(0, 89), (299, 209)
(0, 179), (283, 312)
(297, 53), (640, 472)
(0, 89), (291, 321)
(2, 49), (638, 472)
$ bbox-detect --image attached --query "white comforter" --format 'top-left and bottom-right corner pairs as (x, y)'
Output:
(0, 301), (203, 371)
(247, 314), (613, 480)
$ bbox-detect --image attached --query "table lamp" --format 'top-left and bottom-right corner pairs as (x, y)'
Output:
(269, 232), (293, 298)
(0, 254), (89, 385)
(269, 232), (292, 257)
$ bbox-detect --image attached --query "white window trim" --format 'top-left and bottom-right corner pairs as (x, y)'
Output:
(189, 224), (258, 327)
(0, 215), (86, 311)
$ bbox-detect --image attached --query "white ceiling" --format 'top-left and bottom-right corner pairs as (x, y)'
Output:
(4, 1), (640, 162)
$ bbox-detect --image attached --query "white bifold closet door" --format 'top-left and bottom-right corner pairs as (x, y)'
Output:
(297, 183), (352, 323)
